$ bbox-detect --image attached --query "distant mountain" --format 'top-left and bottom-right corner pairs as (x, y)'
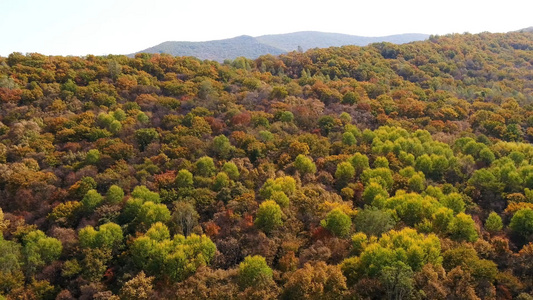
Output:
(135, 35), (286, 62)
(255, 31), (429, 52)
(133, 31), (429, 62)
(516, 26), (533, 33)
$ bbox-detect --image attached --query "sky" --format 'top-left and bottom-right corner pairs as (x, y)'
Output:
(1, 0), (532, 56)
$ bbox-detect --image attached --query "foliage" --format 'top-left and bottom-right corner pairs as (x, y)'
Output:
(294, 154), (316, 174)
(106, 185), (124, 204)
(255, 200), (283, 234)
(282, 262), (346, 299)
(510, 208), (533, 237)
(78, 222), (123, 251)
(130, 223), (216, 282)
(239, 255), (273, 288)
(448, 212), (479, 242)
(342, 228), (441, 282)
(1, 31), (533, 297)
(335, 161), (355, 187)
(354, 206), (395, 237)
(484, 212), (503, 233)
(320, 208), (352, 237)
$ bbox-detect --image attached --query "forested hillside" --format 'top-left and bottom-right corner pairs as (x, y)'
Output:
(1, 31), (533, 299)
(133, 35), (287, 62)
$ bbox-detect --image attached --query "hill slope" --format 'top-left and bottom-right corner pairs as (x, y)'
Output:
(256, 31), (429, 52)
(3, 31), (533, 299)
(135, 35), (286, 61)
(134, 31), (429, 61)
(517, 26), (533, 33)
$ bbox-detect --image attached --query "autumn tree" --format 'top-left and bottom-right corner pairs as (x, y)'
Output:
(282, 262), (347, 299)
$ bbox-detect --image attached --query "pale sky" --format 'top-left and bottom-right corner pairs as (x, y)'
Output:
(1, 0), (531, 56)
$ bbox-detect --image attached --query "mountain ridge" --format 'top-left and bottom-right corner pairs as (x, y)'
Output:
(132, 31), (430, 61)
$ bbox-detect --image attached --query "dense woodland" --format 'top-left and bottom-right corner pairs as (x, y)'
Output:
(1, 31), (533, 299)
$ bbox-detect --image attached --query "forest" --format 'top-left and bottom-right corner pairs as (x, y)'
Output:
(0, 31), (533, 299)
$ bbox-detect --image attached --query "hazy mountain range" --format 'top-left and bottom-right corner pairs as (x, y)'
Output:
(133, 31), (430, 61)
(517, 26), (533, 33)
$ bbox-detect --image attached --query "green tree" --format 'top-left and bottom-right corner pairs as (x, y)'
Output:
(113, 108), (127, 121)
(342, 228), (441, 280)
(380, 191), (440, 226)
(70, 176), (97, 198)
(222, 162), (240, 180)
(484, 212), (503, 233)
(22, 230), (62, 274)
(342, 132), (357, 146)
(145, 222), (171, 241)
(255, 200), (283, 234)
(294, 154), (316, 174)
(361, 168), (394, 190)
(339, 112), (352, 124)
(135, 128), (159, 151)
(130, 223), (216, 282)
(448, 212), (478, 242)
(137, 202), (171, 228)
(362, 182), (389, 206)
(259, 176), (297, 199)
(342, 91), (359, 105)
(350, 152), (370, 175)
(373, 156), (389, 168)
(270, 191), (289, 208)
(213, 172), (230, 192)
(85, 149), (101, 165)
(106, 185), (124, 205)
(81, 189), (104, 211)
(354, 206), (395, 237)
(137, 112), (149, 123)
(432, 207), (454, 233)
(212, 135), (233, 159)
(109, 119), (122, 134)
(318, 115), (336, 135)
(510, 208), (533, 237)
(79, 222), (123, 251)
(175, 169), (194, 189)
(279, 111), (294, 123)
(196, 156), (216, 177)
(479, 147), (495, 164)
(239, 255), (273, 288)
(407, 174), (425, 193)
(440, 193), (465, 214)
(380, 262), (414, 300)
(349, 233), (368, 257)
(93, 222), (123, 250)
(335, 161), (355, 187)
(0, 236), (23, 293)
(321, 208), (352, 237)
(415, 154), (432, 176)
(132, 185), (161, 203)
